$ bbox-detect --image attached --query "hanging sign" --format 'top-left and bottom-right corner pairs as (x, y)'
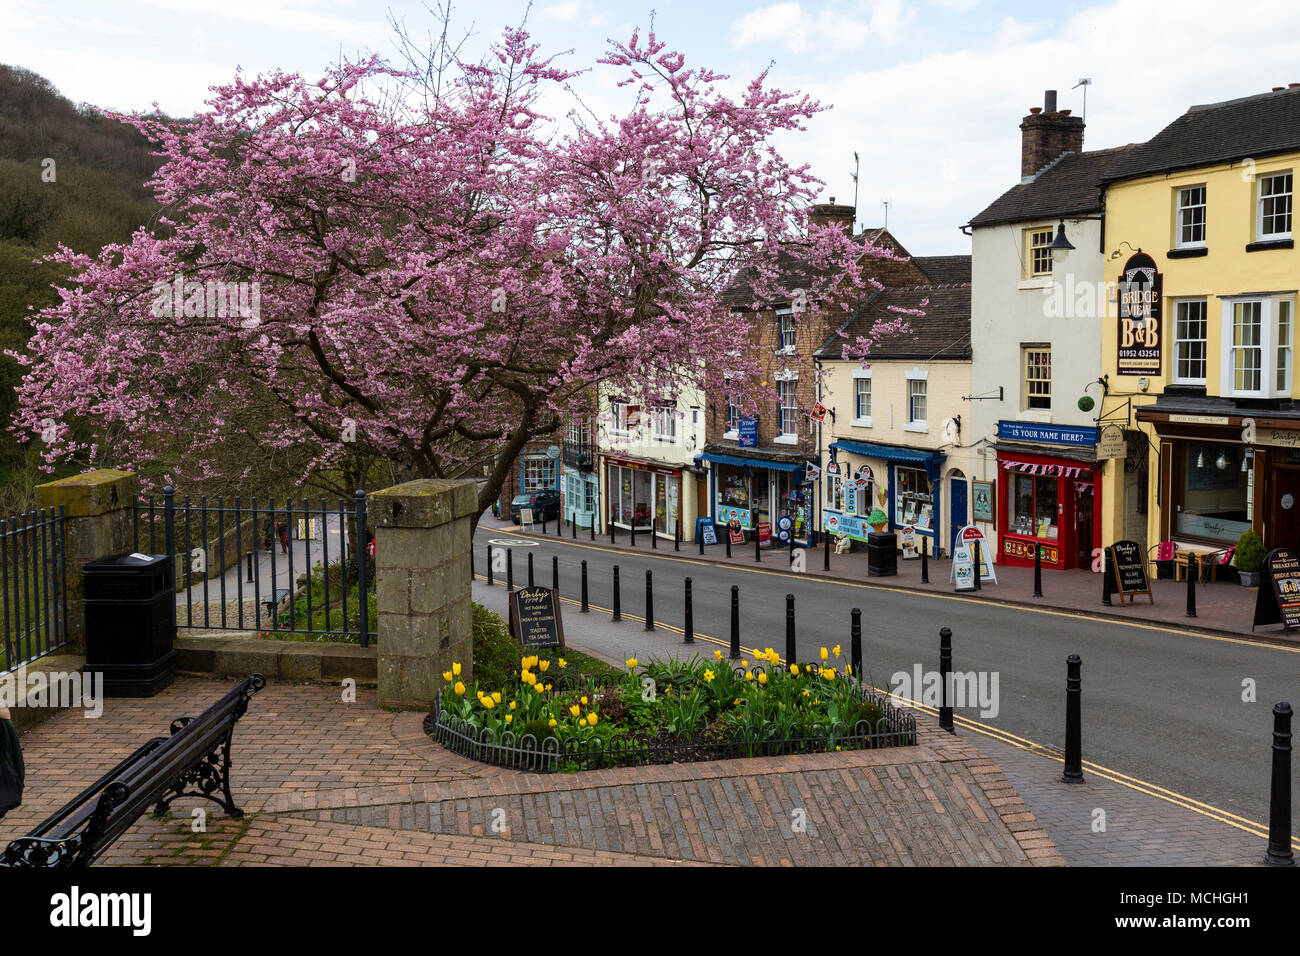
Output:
(810, 402), (827, 423)
(1097, 427), (1126, 460)
(1253, 548), (1300, 631)
(1116, 252), (1163, 376)
(1105, 539), (1152, 605)
(508, 586), (566, 651)
(804, 461), (821, 484)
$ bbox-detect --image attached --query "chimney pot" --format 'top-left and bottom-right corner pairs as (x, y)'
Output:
(1020, 89), (1085, 179)
(1289, 83), (1300, 89)
(1059, 109), (1072, 117)
(1044, 89), (1057, 112)
(1273, 86), (1285, 92)
(1029, 107), (1042, 114)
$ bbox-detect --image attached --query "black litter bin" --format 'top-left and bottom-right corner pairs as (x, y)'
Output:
(83, 553), (176, 697)
(867, 531), (898, 577)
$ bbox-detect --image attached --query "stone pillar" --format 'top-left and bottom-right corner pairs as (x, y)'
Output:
(35, 469), (138, 652)
(370, 479), (475, 710)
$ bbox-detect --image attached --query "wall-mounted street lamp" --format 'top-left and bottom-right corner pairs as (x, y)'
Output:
(1109, 240), (1142, 260)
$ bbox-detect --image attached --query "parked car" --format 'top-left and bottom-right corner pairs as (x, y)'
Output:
(510, 489), (561, 524)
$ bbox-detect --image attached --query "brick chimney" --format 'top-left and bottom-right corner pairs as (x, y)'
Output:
(1020, 90), (1085, 180)
(809, 197), (856, 235)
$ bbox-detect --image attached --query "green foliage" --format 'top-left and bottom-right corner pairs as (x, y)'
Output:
(1234, 529), (1265, 573)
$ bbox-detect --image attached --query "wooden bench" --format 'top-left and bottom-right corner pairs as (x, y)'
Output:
(0, 674), (265, 868)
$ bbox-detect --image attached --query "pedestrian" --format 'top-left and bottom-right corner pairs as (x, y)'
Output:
(277, 521), (290, 555)
(0, 704), (23, 818)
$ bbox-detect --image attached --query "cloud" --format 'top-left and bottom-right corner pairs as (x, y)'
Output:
(731, 2), (872, 55)
(539, 1), (582, 21)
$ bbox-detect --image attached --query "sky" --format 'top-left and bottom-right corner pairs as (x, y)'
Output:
(4, 0), (1300, 254)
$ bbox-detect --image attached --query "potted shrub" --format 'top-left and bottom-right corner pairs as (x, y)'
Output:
(867, 509), (888, 533)
(1234, 529), (1265, 586)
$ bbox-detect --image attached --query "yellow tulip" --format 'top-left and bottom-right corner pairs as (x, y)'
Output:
(538, 660), (550, 672)
(758, 672), (768, 685)
(587, 712), (598, 726)
(481, 696), (495, 710)
(491, 691), (502, 704)
(820, 647), (829, 661)
(802, 689), (811, 697)
(548, 718), (558, 727)
(569, 704), (580, 717)
(833, 645), (841, 658)
(452, 662), (462, 676)
(442, 670), (453, 682)
(745, 671), (754, 681)
(626, 658), (639, 670)
(509, 700), (517, 710)
(454, 681), (465, 696)
(789, 664), (799, 676)
(739, 659), (749, 669)
(505, 714), (513, 723)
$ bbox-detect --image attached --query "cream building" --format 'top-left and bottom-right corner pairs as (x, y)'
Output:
(814, 273), (974, 557)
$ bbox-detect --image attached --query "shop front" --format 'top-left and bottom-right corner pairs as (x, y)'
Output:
(995, 450), (1099, 570)
(697, 451), (814, 546)
(605, 455), (685, 539)
(825, 440), (945, 553)
(562, 464), (599, 529)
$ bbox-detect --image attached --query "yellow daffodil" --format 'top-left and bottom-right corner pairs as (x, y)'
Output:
(626, 657), (639, 670)
(587, 712), (598, 726)
(713, 650), (723, 660)
(802, 689), (811, 697)
(558, 658), (567, 668)
(569, 704), (580, 717)
(452, 662), (462, 676)
(453, 681), (465, 696)
(544, 684), (552, 692)
(757, 672), (768, 685)
(734, 698), (742, 706)
(820, 647), (829, 661)
(704, 669), (715, 682)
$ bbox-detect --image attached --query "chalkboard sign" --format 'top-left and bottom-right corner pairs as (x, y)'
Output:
(508, 586), (566, 651)
(699, 519), (717, 546)
(1106, 539), (1152, 605)
(1252, 548), (1300, 631)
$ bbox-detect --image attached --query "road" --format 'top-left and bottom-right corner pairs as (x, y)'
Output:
(475, 524), (1300, 842)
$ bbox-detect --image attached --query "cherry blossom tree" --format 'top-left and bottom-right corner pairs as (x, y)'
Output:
(11, 27), (903, 522)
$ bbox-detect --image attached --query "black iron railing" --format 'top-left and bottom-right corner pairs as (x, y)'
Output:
(0, 507), (68, 674)
(133, 488), (373, 645)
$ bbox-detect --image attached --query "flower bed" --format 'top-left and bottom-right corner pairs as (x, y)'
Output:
(428, 647), (917, 773)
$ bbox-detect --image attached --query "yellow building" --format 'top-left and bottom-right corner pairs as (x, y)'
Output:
(814, 276), (974, 557)
(1098, 87), (1300, 562)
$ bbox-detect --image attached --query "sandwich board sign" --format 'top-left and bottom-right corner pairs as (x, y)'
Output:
(1106, 539), (1152, 605)
(1252, 548), (1300, 631)
(949, 526), (996, 584)
(520, 507), (534, 531)
(952, 543), (976, 591)
(900, 526), (918, 559)
(699, 519), (717, 546)
(508, 586), (566, 651)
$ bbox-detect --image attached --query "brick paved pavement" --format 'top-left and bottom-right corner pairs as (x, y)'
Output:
(1, 676), (1062, 867)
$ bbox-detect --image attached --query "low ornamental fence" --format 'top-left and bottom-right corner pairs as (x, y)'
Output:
(429, 674), (917, 773)
(0, 507), (68, 674)
(133, 488), (374, 645)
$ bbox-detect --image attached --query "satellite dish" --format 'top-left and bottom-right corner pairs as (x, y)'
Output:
(546, 445), (560, 459)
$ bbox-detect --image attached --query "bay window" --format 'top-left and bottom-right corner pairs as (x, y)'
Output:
(1221, 294), (1295, 398)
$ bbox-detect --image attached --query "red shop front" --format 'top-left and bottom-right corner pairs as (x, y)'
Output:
(996, 450), (1100, 571)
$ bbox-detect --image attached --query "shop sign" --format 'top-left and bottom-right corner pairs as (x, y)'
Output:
(1097, 427), (1126, 460)
(738, 418), (758, 447)
(823, 511), (868, 542)
(717, 505), (752, 531)
(1116, 252), (1163, 376)
(1253, 548), (1300, 631)
(997, 420), (1099, 448)
(810, 403), (827, 423)
(804, 461), (821, 484)
(1255, 428), (1300, 449)
(972, 480), (995, 522)
(1167, 414), (1231, 425)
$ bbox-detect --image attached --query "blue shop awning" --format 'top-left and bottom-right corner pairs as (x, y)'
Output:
(830, 440), (945, 482)
(694, 451), (804, 472)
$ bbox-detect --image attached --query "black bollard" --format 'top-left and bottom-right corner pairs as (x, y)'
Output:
(542, 513), (547, 535)
(571, 514), (576, 538)
(644, 569), (655, 631)
(580, 560), (589, 612)
(788, 534), (795, 569)
(973, 541), (982, 591)
(486, 545), (494, 586)
(755, 528), (761, 563)
(939, 626), (954, 733)
(1033, 543), (1043, 598)
(651, 525), (657, 549)
(507, 547), (514, 591)
(698, 525), (704, 555)
(527, 551), (535, 587)
(1265, 701), (1294, 866)
(245, 551), (254, 584)
(1102, 547), (1112, 606)
(1186, 554), (1198, 617)
(920, 537), (929, 584)
(726, 532), (732, 559)
(823, 526), (831, 571)
(683, 577), (694, 644)
(1062, 653), (1085, 784)
(850, 608), (863, 687)
(675, 523), (680, 552)
(630, 523), (636, 547)
(729, 586), (740, 659)
(471, 547), (475, 579)
(590, 518), (595, 542)
(785, 594), (796, 665)
(611, 520), (616, 545)
(552, 554), (559, 592)
(612, 565), (621, 622)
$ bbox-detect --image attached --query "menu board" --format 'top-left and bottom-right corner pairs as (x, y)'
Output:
(508, 586), (566, 651)
(1253, 548), (1300, 631)
(1106, 540), (1152, 605)
(699, 520), (717, 546)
